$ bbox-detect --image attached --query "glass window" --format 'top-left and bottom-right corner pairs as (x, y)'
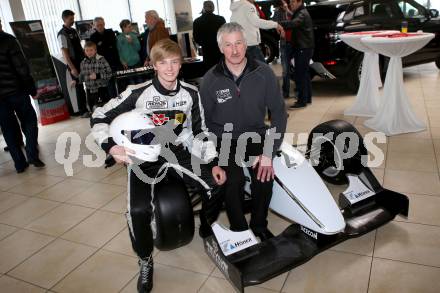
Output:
(129, 0), (168, 33)
(354, 6), (365, 17)
(21, 0), (80, 54)
(343, 8), (355, 21)
(78, 0), (130, 33)
(218, 0), (232, 21)
(398, 1), (426, 18)
(371, 2), (395, 17)
(0, 0), (14, 33)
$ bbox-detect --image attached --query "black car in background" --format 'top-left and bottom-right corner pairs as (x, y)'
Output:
(307, 0), (440, 91)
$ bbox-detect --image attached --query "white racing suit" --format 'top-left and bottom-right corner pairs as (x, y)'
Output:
(91, 77), (222, 258)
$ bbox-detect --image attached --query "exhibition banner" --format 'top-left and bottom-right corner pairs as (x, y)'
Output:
(10, 20), (69, 125)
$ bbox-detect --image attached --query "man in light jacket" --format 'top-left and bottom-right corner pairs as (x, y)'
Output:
(230, 0), (284, 62)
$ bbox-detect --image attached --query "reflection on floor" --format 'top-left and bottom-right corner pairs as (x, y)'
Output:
(0, 62), (439, 293)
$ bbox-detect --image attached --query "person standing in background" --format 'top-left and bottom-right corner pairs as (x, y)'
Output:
(117, 19), (141, 70)
(272, 0), (294, 99)
(143, 10), (170, 66)
(193, 1), (226, 71)
(279, 0), (314, 108)
(0, 18), (45, 173)
(57, 10), (88, 117)
(90, 17), (120, 99)
(230, 0), (284, 62)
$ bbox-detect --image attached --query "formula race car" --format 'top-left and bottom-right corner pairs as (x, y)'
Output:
(108, 119), (409, 292)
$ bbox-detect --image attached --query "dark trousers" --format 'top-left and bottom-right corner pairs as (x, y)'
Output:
(71, 71), (87, 114)
(86, 87), (109, 111)
(220, 139), (273, 233)
(280, 42), (294, 98)
(246, 45), (266, 63)
(293, 48), (313, 104)
(0, 93), (39, 171)
(127, 145), (222, 259)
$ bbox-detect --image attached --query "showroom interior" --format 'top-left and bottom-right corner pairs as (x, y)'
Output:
(0, 0), (440, 292)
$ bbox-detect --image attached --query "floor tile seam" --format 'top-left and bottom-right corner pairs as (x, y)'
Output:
(0, 200), (63, 229)
(57, 209), (126, 247)
(62, 189), (126, 210)
(153, 260), (213, 276)
(45, 210), (129, 290)
(196, 273), (212, 292)
(393, 218), (440, 228)
(47, 245), (105, 291)
(2, 174), (68, 196)
(371, 256), (440, 270)
(117, 272), (138, 293)
(100, 248), (137, 259)
(4, 234), (59, 280)
(2, 273), (50, 291)
(327, 247), (374, 259)
(367, 230), (378, 293)
(0, 194), (31, 214)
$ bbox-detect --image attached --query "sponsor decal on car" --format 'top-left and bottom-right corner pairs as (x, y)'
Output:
(206, 238), (229, 275)
(301, 226), (318, 240)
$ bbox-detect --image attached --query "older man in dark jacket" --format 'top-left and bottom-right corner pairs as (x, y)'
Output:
(200, 22), (287, 241)
(0, 19), (44, 173)
(193, 1), (226, 71)
(280, 0), (314, 108)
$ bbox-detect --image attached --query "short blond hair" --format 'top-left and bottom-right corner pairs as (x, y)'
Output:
(150, 39), (182, 64)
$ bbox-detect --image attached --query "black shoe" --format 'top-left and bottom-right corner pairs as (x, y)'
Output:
(254, 229), (275, 242)
(137, 256), (153, 293)
(16, 162), (29, 174)
(199, 223), (213, 238)
(81, 112), (91, 118)
(29, 158), (45, 168)
(290, 102), (306, 109)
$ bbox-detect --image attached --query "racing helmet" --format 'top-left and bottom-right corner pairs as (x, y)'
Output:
(109, 110), (161, 162)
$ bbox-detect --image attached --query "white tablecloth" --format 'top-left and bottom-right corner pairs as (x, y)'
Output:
(339, 31), (395, 117)
(361, 33), (434, 135)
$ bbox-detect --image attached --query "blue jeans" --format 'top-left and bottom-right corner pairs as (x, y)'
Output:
(246, 45), (266, 63)
(280, 42), (294, 97)
(0, 93), (39, 170)
(293, 48), (314, 104)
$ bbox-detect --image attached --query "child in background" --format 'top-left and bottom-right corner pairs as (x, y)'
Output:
(79, 41), (112, 115)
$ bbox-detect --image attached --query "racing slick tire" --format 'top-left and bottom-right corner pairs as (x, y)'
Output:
(307, 120), (367, 185)
(153, 175), (195, 250)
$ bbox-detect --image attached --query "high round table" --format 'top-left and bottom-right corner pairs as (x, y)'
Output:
(361, 32), (434, 135)
(339, 31), (397, 117)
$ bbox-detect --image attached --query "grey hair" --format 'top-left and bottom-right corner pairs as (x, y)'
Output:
(93, 17), (104, 24)
(145, 10), (160, 19)
(216, 22), (246, 48)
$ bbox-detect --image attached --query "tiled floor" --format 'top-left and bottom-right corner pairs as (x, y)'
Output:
(0, 62), (439, 292)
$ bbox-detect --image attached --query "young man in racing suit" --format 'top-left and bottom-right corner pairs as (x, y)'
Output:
(91, 39), (226, 293)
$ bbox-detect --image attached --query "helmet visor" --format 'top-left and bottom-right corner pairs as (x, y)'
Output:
(122, 129), (156, 145)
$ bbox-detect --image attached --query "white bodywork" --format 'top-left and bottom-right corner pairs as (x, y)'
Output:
(246, 142), (346, 235)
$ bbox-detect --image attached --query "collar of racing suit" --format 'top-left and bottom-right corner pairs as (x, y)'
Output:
(152, 75), (181, 96)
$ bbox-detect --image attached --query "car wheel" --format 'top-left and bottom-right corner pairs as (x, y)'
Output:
(307, 120), (367, 185)
(153, 174), (194, 250)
